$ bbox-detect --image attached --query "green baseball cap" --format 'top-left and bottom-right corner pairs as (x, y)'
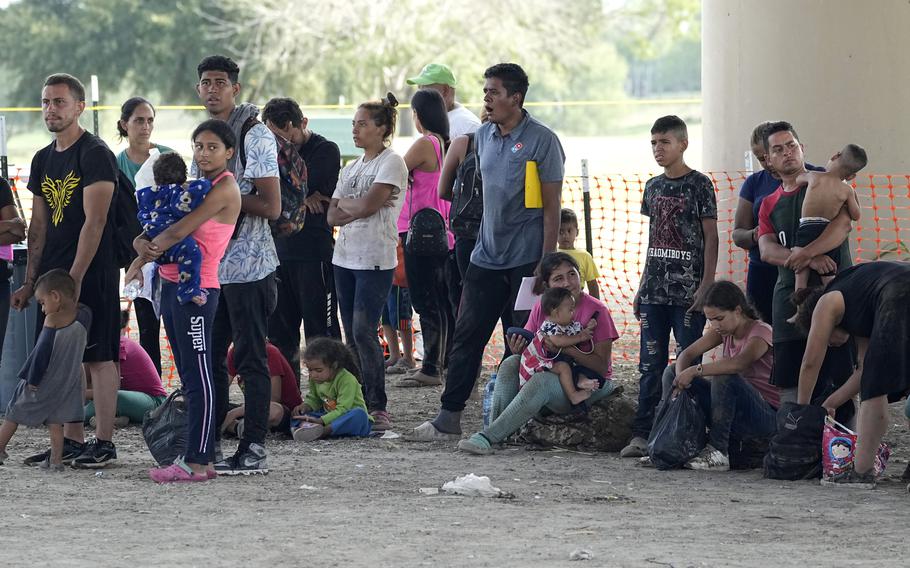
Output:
(406, 63), (457, 87)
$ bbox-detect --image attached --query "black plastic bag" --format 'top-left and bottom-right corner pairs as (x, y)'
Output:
(763, 402), (825, 480)
(647, 390), (707, 470)
(142, 390), (187, 466)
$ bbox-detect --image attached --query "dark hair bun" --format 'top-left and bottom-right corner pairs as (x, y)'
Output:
(383, 92), (399, 108)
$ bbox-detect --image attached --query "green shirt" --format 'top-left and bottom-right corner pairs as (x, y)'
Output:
(116, 144), (176, 186)
(303, 368), (370, 425)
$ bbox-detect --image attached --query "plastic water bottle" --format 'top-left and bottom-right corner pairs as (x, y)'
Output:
(122, 279), (141, 300)
(482, 372), (497, 428)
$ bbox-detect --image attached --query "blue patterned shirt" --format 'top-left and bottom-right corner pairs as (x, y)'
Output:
(219, 122), (280, 284)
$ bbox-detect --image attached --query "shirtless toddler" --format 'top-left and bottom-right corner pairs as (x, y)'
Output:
(792, 143), (866, 293)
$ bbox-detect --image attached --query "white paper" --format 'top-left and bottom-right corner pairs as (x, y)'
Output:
(514, 276), (539, 311)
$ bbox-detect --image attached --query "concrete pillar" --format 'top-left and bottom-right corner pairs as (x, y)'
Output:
(702, 0), (910, 173)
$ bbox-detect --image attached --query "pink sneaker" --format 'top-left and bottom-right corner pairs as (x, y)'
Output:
(149, 460), (208, 484)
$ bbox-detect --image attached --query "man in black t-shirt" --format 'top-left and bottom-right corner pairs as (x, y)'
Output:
(262, 97), (342, 386)
(12, 74), (121, 468)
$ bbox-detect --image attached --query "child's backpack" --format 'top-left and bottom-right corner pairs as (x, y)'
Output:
(234, 116), (308, 239)
(405, 207), (449, 256)
(763, 402), (825, 480)
(449, 133), (483, 240)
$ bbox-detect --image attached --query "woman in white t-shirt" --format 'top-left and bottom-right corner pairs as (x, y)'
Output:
(328, 93), (409, 432)
(653, 281), (778, 472)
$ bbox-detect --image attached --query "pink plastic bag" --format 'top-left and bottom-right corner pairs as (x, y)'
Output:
(822, 416), (890, 479)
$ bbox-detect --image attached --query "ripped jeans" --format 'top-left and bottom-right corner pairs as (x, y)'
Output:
(660, 367), (778, 454)
(632, 303), (705, 439)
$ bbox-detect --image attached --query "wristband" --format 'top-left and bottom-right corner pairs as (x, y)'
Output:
(695, 363), (704, 376)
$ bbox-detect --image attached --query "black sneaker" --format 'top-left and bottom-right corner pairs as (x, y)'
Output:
(820, 466), (876, 489)
(23, 438), (86, 467)
(214, 442), (268, 476)
(71, 439), (118, 469)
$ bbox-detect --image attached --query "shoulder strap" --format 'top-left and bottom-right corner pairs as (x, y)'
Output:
(231, 116), (261, 240)
(238, 115), (261, 170)
(471, 133), (481, 189)
(211, 170), (235, 186)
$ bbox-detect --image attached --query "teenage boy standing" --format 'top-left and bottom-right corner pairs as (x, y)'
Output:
(193, 55), (280, 474)
(621, 115), (718, 458)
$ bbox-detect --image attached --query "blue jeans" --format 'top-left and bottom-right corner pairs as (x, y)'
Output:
(660, 367), (778, 454)
(633, 304), (706, 439)
(160, 282), (220, 466)
(334, 266), (394, 412)
(295, 408), (371, 437)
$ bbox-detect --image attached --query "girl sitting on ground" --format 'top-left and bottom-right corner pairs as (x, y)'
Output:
(291, 338), (372, 442)
(655, 281), (778, 471)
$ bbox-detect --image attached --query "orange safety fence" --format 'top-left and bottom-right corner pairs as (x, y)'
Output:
(5, 169), (908, 388)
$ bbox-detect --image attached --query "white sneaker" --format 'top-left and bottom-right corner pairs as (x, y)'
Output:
(685, 445), (730, 471)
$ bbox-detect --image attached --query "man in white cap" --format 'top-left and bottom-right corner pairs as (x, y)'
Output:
(407, 63), (481, 139)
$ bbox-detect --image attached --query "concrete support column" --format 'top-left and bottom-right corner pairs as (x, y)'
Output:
(702, 0), (910, 173)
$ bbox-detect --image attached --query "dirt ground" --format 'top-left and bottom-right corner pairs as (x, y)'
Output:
(1, 363), (910, 568)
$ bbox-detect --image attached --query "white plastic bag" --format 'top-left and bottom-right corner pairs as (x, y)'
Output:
(441, 473), (502, 497)
(133, 147), (162, 191)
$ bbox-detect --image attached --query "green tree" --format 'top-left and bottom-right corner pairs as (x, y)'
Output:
(0, 0), (220, 105)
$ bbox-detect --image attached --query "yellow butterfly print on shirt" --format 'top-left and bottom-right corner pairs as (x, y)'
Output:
(41, 171), (79, 226)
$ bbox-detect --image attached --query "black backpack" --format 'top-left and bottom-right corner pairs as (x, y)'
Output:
(763, 402), (826, 480)
(113, 170), (142, 269)
(449, 133), (483, 239)
(405, 207), (449, 256)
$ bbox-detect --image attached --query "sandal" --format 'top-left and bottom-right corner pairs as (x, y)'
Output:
(395, 371), (443, 388)
(385, 359), (415, 375)
(457, 433), (494, 455)
(405, 421), (461, 442)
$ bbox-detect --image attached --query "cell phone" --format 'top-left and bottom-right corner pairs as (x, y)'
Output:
(506, 327), (534, 342)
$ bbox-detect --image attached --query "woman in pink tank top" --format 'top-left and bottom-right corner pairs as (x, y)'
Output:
(126, 119), (240, 483)
(393, 89), (457, 388)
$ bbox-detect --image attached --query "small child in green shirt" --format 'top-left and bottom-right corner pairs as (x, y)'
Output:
(291, 338), (372, 442)
(558, 207), (601, 299)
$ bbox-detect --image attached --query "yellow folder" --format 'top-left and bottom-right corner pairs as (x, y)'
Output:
(524, 160), (542, 208)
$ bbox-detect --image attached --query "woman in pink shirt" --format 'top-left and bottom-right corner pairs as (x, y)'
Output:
(394, 88), (456, 388)
(127, 119), (241, 482)
(458, 252), (620, 455)
(658, 281), (778, 471)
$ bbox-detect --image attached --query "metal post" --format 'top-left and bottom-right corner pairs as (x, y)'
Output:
(0, 115), (7, 181)
(91, 75), (100, 137)
(581, 159), (593, 255)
